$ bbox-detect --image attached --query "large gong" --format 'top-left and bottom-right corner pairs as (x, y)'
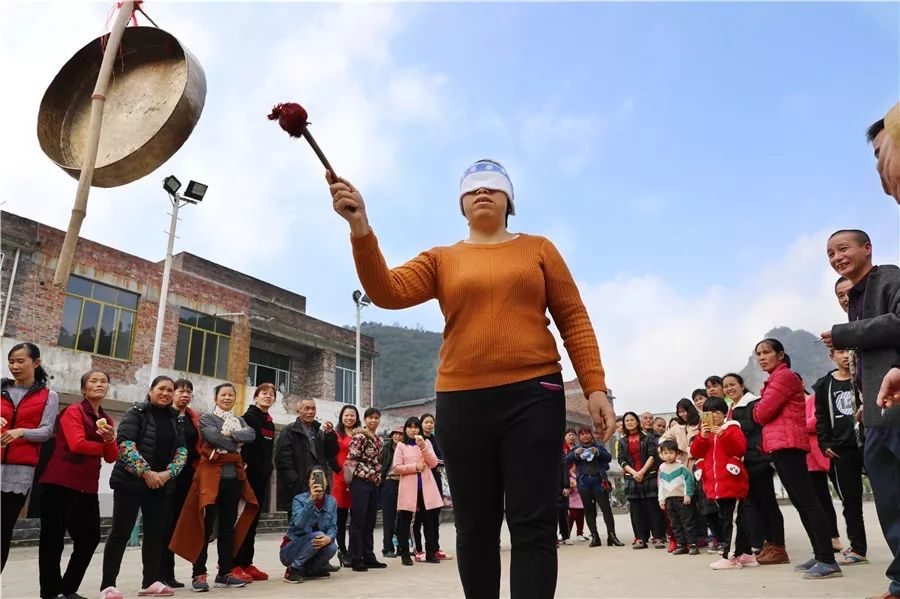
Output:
(37, 26), (206, 188)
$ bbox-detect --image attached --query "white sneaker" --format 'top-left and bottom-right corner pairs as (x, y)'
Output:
(100, 587), (125, 599)
(710, 557), (742, 570)
(561, 538), (573, 545)
(578, 535), (591, 543)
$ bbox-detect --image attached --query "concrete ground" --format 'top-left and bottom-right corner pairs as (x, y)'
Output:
(1, 501), (890, 599)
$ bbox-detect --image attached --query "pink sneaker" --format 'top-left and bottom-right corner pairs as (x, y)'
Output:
(414, 551), (426, 562)
(710, 557), (743, 570)
(736, 553), (759, 567)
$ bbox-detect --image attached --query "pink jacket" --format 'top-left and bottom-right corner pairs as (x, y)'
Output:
(753, 363), (810, 453)
(805, 394), (830, 472)
(393, 440), (442, 512)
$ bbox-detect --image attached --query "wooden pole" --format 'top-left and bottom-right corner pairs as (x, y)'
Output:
(53, 1), (135, 286)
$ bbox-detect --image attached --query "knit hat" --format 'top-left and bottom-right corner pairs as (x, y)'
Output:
(459, 159), (515, 216)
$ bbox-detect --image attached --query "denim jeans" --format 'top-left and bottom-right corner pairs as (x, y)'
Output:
(279, 533), (338, 574)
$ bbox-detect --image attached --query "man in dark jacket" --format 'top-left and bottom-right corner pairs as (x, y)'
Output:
(821, 229), (900, 599)
(233, 383), (278, 581)
(274, 399), (337, 511)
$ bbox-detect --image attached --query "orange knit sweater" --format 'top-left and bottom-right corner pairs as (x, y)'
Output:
(351, 230), (607, 396)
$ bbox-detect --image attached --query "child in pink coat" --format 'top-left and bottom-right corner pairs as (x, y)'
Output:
(393, 416), (442, 566)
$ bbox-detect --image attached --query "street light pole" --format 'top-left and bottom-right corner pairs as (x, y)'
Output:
(352, 290), (370, 410)
(149, 195), (181, 383)
(149, 176), (207, 383)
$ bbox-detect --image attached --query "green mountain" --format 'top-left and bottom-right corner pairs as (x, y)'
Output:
(361, 322), (441, 407)
(737, 326), (835, 393)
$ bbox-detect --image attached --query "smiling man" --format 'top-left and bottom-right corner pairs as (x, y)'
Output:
(821, 229), (900, 599)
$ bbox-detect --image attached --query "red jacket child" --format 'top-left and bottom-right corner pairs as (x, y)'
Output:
(689, 420), (748, 501)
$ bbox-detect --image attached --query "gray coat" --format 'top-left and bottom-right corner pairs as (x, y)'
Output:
(832, 264), (900, 428)
(199, 412), (256, 451)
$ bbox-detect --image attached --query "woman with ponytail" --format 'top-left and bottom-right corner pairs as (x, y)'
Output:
(1, 342), (58, 572)
(753, 339), (841, 579)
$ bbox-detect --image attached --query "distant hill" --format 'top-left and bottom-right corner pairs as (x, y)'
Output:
(737, 326), (834, 393)
(360, 322), (441, 407)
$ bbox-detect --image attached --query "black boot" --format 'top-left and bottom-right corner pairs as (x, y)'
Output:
(607, 533), (625, 547)
(338, 549), (352, 567)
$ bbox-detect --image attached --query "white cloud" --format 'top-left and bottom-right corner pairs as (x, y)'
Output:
(556, 229), (857, 415)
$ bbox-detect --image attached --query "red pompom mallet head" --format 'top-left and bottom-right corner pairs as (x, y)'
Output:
(268, 101), (336, 177)
(268, 102), (309, 138)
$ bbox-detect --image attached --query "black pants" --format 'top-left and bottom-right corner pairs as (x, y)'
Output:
(665, 497), (696, 546)
(715, 498), (742, 559)
(414, 503), (443, 552)
(772, 449), (836, 564)
(380, 479), (399, 553)
(101, 487), (169, 589)
(865, 426), (900, 596)
(159, 464), (194, 582)
(349, 479), (378, 564)
(810, 470), (839, 538)
(0, 490), (27, 572)
(438, 374), (565, 599)
(235, 472), (269, 567)
(629, 497), (665, 543)
(556, 500), (570, 540)
(194, 478), (241, 577)
(829, 445), (867, 555)
(745, 469), (785, 546)
(397, 491), (438, 558)
(578, 476), (616, 538)
(38, 484), (101, 599)
(336, 507), (350, 553)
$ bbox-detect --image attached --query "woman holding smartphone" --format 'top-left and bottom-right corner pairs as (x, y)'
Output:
(328, 160), (613, 598)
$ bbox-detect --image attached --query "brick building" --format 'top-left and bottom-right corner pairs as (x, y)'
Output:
(0, 211), (375, 513)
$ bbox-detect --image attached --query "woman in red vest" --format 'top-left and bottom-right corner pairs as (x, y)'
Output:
(1, 342), (59, 571)
(38, 369), (118, 599)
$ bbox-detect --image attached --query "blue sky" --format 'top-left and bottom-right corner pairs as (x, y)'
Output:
(2, 2), (898, 413)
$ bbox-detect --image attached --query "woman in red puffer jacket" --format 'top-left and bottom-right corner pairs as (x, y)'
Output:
(752, 338), (842, 579)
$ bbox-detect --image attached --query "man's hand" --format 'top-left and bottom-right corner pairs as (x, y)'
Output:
(323, 421), (334, 434)
(659, 501), (666, 510)
(683, 495), (692, 506)
(820, 330), (834, 350)
(587, 391), (615, 443)
(562, 489), (570, 497)
(877, 367), (900, 409)
(825, 448), (840, 459)
(326, 172), (370, 237)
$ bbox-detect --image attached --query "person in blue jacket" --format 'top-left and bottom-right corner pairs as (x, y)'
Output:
(280, 466), (339, 583)
(566, 427), (623, 547)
